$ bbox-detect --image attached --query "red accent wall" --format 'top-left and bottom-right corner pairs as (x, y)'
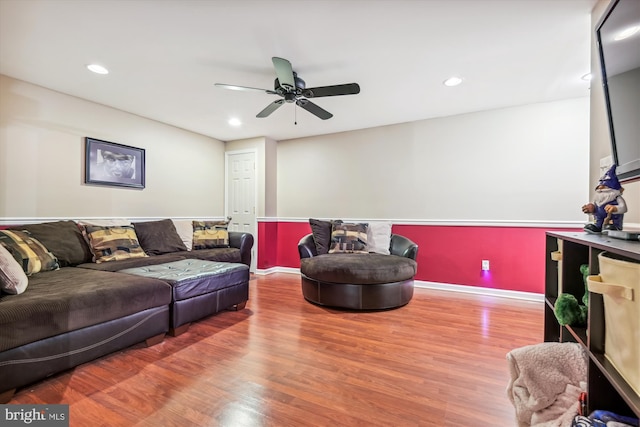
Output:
(258, 221), (311, 270)
(394, 224), (549, 293)
(258, 221), (580, 294)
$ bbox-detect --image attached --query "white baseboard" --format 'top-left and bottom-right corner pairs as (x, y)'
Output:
(255, 266), (300, 276)
(413, 280), (543, 302)
(254, 267), (544, 302)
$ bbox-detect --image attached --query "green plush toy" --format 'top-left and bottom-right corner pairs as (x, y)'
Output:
(554, 264), (589, 327)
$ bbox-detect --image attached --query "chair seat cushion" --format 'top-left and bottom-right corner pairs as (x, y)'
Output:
(300, 253), (417, 285)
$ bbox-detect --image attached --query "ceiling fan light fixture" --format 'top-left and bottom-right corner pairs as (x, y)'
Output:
(228, 117), (242, 127)
(218, 56), (360, 120)
(87, 64), (109, 75)
(443, 76), (463, 87)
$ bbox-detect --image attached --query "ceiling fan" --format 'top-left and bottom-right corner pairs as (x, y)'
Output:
(215, 57), (360, 120)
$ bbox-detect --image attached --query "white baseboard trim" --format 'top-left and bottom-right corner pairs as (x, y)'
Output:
(255, 266), (300, 276)
(413, 280), (544, 302)
(254, 267), (544, 302)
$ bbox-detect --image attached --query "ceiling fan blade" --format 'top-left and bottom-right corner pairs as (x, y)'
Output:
(302, 83), (360, 98)
(257, 99), (285, 118)
(272, 57), (295, 90)
(215, 83), (277, 95)
(296, 99), (333, 120)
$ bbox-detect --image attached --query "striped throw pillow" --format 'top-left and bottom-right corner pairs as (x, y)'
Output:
(0, 230), (60, 275)
(192, 221), (230, 249)
(82, 225), (147, 263)
(328, 222), (369, 254)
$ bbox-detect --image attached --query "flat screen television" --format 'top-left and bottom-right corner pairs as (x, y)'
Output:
(595, 0), (640, 184)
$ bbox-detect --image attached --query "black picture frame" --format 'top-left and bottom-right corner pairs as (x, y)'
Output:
(85, 137), (145, 189)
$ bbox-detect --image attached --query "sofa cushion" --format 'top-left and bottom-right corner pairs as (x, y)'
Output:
(10, 220), (93, 267)
(0, 244), (28, 295)
(134, 219), (188, 255)
(192, 220), (229, 249)
(329, 222), (369, 254)
(184, 248), (242, 264)
(77, 252), (187, 272)
(0, 267), (171, 352)
(0, 230), (60, 275)
(301, 253), (417, 285)
(82, 225), (147, 263)
(309, 218), (334, 255)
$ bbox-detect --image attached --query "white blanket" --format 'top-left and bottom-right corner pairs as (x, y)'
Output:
(507, 342), (587, 427)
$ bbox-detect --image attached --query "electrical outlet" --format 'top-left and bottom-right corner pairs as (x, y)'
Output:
(482, 260), (490, 271)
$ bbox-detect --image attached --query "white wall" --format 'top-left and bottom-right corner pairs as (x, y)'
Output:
(0, 75), (226, 220)
(277, 98), (590, 223)
(1, 74), (605, 228)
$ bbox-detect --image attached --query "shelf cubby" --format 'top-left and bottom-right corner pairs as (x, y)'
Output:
(545, 231), (640, 418)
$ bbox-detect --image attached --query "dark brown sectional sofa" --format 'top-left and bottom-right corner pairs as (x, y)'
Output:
(0, 220), (253, 403)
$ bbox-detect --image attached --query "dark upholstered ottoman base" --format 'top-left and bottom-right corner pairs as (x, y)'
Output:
(301, 275), (414, 310)
(172, 281), (249, 330)
(299, 253), (417, 310)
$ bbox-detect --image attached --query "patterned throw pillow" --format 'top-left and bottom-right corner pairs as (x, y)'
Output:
(0, 242), (29, 294)
(0, 230), (60, 275)
(328, 222), (369, 254)
(82, 225), (147, 263)
(192, 221), (230, 249)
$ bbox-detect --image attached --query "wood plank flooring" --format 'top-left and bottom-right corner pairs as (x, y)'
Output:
(8, 273), (543, 426)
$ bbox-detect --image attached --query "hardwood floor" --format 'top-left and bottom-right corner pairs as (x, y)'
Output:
(9, 273), (543, 426)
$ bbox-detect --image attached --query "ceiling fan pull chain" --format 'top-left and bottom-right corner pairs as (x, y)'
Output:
(294, 102), (297, 125)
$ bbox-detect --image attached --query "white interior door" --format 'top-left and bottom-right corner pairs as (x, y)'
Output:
(226, 150), (257, 271)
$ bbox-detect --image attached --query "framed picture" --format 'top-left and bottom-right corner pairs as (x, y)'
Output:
(85, 137), (145, 189)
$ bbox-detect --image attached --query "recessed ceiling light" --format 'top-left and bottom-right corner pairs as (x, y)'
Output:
(443, 76), (463, 87)
(228, 117), (242, 127)
(614, 25), (640, 41)
(87, 64), (109, 75)
(581, 73), (592, 81)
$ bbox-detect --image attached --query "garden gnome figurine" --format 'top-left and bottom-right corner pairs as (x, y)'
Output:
(582, 164), (627, 234)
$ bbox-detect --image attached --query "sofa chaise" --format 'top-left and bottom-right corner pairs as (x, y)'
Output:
(0, 219), (253, 403)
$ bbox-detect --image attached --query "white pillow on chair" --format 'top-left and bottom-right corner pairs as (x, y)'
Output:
(367, 222), (392, 255)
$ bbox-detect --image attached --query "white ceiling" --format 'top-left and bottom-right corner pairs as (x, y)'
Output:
(0, 0), (597, 142)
